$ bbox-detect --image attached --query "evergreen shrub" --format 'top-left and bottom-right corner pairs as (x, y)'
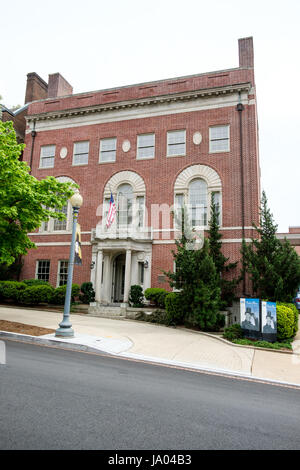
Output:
(80, 282), (95, 304)
(165, 292), (184, 325)
(0, 281), (27, 302)
(277, 302), (299, 336)
(17, 285), (54, 305)
(129, 285), (144, 307)
(144, 288), (169, 308)
(276, 304), (295, 341)
(50, 284), (80, 305)
(223, 324), (243, 341)
(23, 279), (49, 286)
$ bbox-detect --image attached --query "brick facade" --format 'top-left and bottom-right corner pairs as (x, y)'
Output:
(21, 37), (260, 300)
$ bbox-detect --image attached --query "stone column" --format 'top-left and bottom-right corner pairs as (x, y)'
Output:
(123, 249), (132, 304)
(95, 249), (103, 303)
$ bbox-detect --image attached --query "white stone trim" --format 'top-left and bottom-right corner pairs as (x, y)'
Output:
(174, 164), (222, 191)
(26, 90), (251, 134)
(104, 170), (146, 198)
(35, 242), (91, 246)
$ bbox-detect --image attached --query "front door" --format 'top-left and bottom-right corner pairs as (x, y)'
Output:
(113, 254), (126, 302)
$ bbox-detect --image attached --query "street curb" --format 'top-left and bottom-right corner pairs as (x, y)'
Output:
(1, 330), (300, 390)
(0, 331), (106, 354)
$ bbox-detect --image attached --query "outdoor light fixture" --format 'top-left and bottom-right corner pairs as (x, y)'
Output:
(55, 191), (83, 338)
(144, 260), (149, 269)
(90, 261), (95, 270)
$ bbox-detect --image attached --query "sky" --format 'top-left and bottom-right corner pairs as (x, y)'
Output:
(1, 0), (299, 232)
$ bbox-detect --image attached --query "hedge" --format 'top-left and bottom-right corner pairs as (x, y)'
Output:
(22, 279), (50, 287)
(17, 285), (55, 305)
(277, 302), (299, 336)
(50, 284), (80, 305)
(276, 305), (295, 341)
(144, 288), (169, 309)
(0, 281), (27, 302)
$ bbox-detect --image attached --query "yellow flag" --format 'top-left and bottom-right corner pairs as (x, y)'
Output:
(74, 223), (82, 266)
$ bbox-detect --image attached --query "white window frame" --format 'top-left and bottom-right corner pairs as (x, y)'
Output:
(39, 202), (72, 234)
(39, 145), (55, 169)
(73, 141), (89, 166)
(167, 130), (186, 157)
(99, 137), (117, 163)
(137, 133), (155, 160)
(209, 125), (230, 153)
(57, 260), (69, 287)
(35, 260), (50, 282)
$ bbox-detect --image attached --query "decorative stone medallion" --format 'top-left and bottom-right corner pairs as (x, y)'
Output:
(60, 147), (68, 159)
(122, 140), (131, 153)
(193, 132), (202, 145)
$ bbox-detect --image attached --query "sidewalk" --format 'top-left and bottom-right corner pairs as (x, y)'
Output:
(0, 306), (299, 387)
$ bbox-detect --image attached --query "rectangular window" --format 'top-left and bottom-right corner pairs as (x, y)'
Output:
(212, 192), (221, 225)
(138, 262), (144, 285)
(40, 145), (55, 168)
(53, 204), (68, 231)
(36, 260), (50, 282)
(58, 260), (68, 286)
(100, 138), (117, 163)
(137, 196), (145, 228)
(167, 130), (186, 156)
(175, 194), (184, 229)
(73, 141), (89, 165)
(137, 134), (155, 159)
(209, 125), (230, 152)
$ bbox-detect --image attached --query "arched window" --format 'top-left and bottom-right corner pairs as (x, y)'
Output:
(117, 183), (133, 227)
(174, 165), (222, 228)
(103, 171), (146, 230)
(189, 178), (208, 227)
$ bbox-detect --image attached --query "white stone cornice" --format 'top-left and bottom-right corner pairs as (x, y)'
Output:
(26, 82), (252, 127)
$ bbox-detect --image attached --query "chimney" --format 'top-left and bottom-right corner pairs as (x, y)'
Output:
(238, 37), (254, 68)
(25, 72), (48, 104)
(48, 73), (73, 98)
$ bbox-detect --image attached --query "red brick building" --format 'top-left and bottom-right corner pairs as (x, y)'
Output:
(21, 37), (260, 308)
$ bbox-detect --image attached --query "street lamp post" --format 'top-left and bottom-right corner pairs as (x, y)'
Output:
(55, 192), (83, 338)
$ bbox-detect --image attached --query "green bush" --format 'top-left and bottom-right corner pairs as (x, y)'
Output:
(215, 313), (226, 330)
(136, 309), (170, 325)
(129, 285), (144, 307)
(277, 302), (299, 337)
(17, 285), (54, 305)
(22, 279), (49, 286)
(50, 284), (80, 305)
(276, 304), (295, 341)
(0, 281), (27, 302)
(232, 338), (292, 350)
(79, 282), (95, 304)
(165, 292), (184, 325)
(223, 323), (243, 341)
(144, 288), (169, 308)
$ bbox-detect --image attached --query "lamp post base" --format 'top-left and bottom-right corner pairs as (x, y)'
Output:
(55, 327), (74, 338)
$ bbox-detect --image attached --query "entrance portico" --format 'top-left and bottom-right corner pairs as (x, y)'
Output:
(90, 236), (152, 307)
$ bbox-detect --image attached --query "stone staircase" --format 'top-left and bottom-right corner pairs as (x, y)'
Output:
(88, 303), (126, 319)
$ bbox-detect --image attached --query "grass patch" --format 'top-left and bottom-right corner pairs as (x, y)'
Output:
(232, 338), (292, 350)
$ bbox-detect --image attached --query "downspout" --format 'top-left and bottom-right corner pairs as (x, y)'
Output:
(237, 93), (246, 294)
(29, 121), (36, 175)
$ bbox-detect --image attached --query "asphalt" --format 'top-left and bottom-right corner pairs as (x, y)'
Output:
(2, 341), (300, 450)
(0, 306), (300, 387)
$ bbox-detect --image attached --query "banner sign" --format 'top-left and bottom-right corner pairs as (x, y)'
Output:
(240, 298), (260, 333)
(74, 223), (82, 266)
(261, 301), (277, 337)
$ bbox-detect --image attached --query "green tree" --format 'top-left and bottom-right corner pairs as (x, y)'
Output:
(208, 197), (238, 307)
(165, 207), (221, 330)
(242, 191), (300, 302)
(0, 121), (77, 265)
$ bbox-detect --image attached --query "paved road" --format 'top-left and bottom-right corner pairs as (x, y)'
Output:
(1, 340), (300, 450)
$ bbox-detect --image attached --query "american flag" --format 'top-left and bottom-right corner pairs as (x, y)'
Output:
(106, 192), (117, 228)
